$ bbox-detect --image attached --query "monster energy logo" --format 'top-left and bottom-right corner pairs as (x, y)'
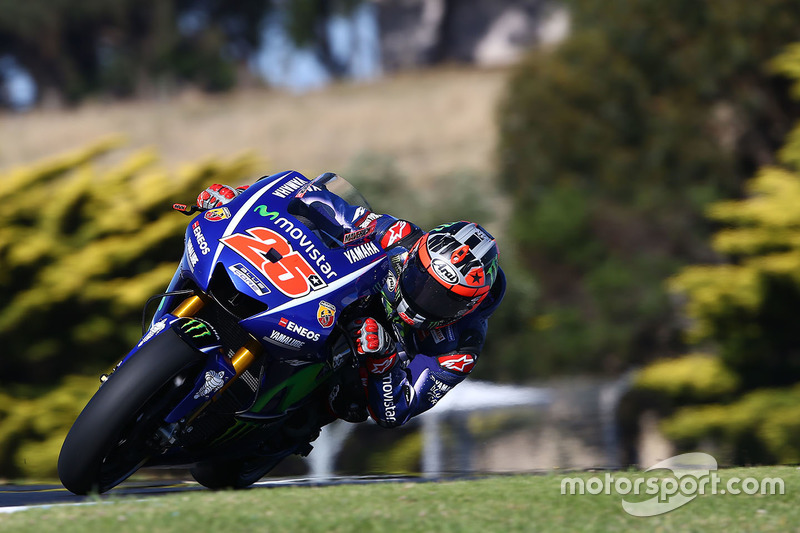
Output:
(431, 221), (458, 232)
(486, 258), (499, 283)
(181, 319), (213, 339)
(254, 205), (279, 219)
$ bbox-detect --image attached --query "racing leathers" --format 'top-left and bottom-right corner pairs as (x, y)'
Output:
(291, 184), (506, 428)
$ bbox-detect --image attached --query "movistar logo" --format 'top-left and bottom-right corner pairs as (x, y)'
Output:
(254, 205), (279, 219)
(182, 319), (213, 339)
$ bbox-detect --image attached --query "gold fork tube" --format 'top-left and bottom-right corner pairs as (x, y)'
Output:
(172, 295), (207, 317)
(230, 338), (263, 376)
(211, 338), (263, 401)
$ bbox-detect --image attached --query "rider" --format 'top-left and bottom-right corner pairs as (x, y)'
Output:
(197, 178), (505, 429)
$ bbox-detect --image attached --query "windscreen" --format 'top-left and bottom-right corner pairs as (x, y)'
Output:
(288, 172), (373, 248)
(308, 172), (372, 210)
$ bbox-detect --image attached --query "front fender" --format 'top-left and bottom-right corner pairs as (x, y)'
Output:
(121, 315), (236, 424)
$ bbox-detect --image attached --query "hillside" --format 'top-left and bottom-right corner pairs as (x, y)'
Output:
(0, 68), (509, 183)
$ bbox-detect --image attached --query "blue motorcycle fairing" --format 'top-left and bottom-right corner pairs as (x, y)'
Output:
(140, 170), (390, 421)
(177, 171), (387, 353)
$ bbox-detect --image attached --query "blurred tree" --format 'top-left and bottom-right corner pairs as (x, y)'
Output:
(0, 1), (379, 106)
(283, 0), (364, 78)
(0, 0), (271, 105)
(496, 0), (800, 377)
(620, 42), (800, 465)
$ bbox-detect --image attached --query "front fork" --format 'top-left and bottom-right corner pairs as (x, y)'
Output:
(173, 294), (262, 385)
(107, 294), (263, 425)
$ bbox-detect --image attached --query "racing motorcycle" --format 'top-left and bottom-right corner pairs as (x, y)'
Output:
(58, 171), (390, 494)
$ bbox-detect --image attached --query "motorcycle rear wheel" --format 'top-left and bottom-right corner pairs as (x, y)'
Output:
(190, 451), (291, 490)
(58, 328), (202, 495)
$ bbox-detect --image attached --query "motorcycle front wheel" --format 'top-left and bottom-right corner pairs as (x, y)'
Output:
(58, 328), (202, 494)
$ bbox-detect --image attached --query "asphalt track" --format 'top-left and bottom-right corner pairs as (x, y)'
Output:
(0, 475), (428, 514)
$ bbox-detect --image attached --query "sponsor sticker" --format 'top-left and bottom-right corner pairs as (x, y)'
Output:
(138, 318), (168, 347)
(272, 177), (308, 198)
(343, 226), (374, 244)
(343, 241), (381, 264)
(317, 301), (336, 328)
(381, 220), (411, 248)
(294, 182), (322, 198)
(263, 330), (305, 350)
(385, 272), (397, 293)
(278, 317), (321, 341)
(358, 212), (381, 229)
(331, 346), (349, 369)
(283, 359), (313, 367)
(229, 263), (271, 296)
(192, 221), (211, 255)
(186, 239), (199, 269)
(220, 226), (332, 298)
(204, 207), (231, 222)
(180, 318), (216, 340)
(431, 258), (459, 284)
(381, 374), (397, 424)
(194, 370), (226, 399)
(426, 377), (452, 405)
(253, 205), (279, 219)
(368, 353), (398, 374)
(437, 353), (476, 374)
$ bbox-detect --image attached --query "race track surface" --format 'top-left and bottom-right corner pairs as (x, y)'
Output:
(0, 475), (427, 514)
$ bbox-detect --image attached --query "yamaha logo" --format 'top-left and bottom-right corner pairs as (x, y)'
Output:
(431, 259), (459, 284)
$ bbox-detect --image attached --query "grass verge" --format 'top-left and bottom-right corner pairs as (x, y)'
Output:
(1, 467), (798, 532)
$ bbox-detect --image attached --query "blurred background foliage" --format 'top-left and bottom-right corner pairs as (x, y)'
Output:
(0, 137), (260, 387)
(622, 43), (800, 465)
(497, 0), (800, 378)
(0, 0), (364, 106)
(0, 139), (259, 477)
(5, 0), (800, 477)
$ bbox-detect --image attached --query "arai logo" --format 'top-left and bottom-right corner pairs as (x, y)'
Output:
(431, 258), (458, 284)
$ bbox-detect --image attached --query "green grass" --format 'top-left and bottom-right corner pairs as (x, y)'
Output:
(2, 467), (799, 532)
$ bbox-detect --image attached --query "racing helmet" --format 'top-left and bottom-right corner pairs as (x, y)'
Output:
(387, 221), (499, 329)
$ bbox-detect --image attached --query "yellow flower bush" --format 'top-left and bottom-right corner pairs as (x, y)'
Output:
(0, 137), (261, 478)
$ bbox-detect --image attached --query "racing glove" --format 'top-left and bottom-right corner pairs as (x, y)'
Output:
(196, 184), (249, 210)
(349, 318), (399, 375)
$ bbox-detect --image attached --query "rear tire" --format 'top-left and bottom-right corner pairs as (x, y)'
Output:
(190, 452), (290, 490)
(58, 329), (202, 494)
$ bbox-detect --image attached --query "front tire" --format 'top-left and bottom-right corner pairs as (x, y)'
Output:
(58, 329), (202, 494)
